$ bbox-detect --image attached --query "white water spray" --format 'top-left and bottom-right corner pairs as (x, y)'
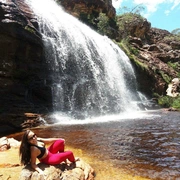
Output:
(25, 0), (143, 120)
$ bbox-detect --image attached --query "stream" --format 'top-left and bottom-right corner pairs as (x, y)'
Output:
(9, 109), (180, 180)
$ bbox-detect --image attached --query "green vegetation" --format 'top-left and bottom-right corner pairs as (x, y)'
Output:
(96, 13), (117, 38)
(159, 71), (171, 84)
(163, 34), (180, 41)
(115, 5), (145, 38)
(116, 13), (144, 38)
(97, 13), (109, 35)
(171, 28), (180, 35)
(79, 12), (117, 38)
(167, 62), (180, 78)
(25, 25), (36, 34)
(158, 95), (180, 110)
(116, 4), (145, 15)
(118, 39), (148, 71)
(79, 12), (98, 29)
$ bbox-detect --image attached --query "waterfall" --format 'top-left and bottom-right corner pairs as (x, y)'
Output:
(25, 0), (142, 119)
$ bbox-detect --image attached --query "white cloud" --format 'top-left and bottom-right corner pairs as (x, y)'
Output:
(165, 10), (170, 15)
(112, 0), (180, 18)
(170, 0), (180, 9)
(112, 0), (123, 8)
(132, 0), (180, 17)
(133, 0), (166, 13)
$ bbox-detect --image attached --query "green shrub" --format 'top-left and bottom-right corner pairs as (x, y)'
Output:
(79, 12), (97, 29)
(116, 13), (144, 37)
(25, 26), (36, 34)
(158, 95), (180, 110)
(97, 13), (109, 35)
(163, 34), (180, 42)
(159, 71), (171, 84)
(172, 96), (180, 109)
(118, 39), (147, 71)
(167, 62), (180, 78)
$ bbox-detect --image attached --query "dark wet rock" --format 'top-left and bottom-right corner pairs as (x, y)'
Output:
(0, 0), (53, 130)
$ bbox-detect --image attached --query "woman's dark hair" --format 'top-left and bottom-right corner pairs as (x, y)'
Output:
(19, 130), (31, 165)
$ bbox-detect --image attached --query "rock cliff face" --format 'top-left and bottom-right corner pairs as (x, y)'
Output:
(128, 26), (179, 96)
(0, 0), (52, 127)
(58, 0), (115, 19)
(58, 0), (117, 38)
(116, 14), (179, 97)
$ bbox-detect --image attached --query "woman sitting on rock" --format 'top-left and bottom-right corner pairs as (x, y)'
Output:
(19, 130), (79, 174)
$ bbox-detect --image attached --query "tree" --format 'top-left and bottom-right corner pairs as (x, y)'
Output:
(171, 28), (180, 35)
(116, 4), (145, 15)
(97, 13), (109, 35)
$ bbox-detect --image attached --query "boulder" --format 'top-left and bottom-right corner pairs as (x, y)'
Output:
(0, 137), (20, 151)
(166, 78), (180, 97)
(19, 159), (95, 180)
(0, 137), (10, 151)
(21, 113), (46, 129)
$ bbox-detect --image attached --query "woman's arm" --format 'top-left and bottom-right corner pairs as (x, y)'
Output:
(30, 146), (44, 174)
(37, 137), (64, 144)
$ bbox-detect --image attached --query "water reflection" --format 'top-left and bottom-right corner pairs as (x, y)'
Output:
(11, 110), (180, 179)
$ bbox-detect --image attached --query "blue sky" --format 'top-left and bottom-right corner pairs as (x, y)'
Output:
(112, 0), (180, 32)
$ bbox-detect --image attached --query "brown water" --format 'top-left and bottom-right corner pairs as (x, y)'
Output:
(9, 110), (180, 180)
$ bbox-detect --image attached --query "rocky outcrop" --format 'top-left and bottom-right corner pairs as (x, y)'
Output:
(0, 137), (20, 151)
(19, 160), (95, 180)
(126, 26), (179, 96)
(166, 78), (180, 97)
(0, 0), (52, 129)
(117, 15), (151, 40)
(58, 0), (115, 19)
(57, 0), (117, 38)
(21, 113), (46, 129)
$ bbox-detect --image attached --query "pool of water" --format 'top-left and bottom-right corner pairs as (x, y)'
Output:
(10, 110), (180, 179)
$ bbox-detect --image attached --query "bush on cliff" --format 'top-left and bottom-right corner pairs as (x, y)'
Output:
(158, 96), (180, 110)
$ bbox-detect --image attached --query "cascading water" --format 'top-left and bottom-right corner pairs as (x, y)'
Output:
(25, 0), (143, 120)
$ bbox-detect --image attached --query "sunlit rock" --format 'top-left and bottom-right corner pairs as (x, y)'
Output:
(58, 0), (115, 19)
(21, 113), (46, 129)
(166, 78), (180, 97)
(0, 137), (10, 151)
(19, 159), (95, 180)
(0, 137), (20, 151)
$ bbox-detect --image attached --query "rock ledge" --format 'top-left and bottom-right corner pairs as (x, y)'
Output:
(19, 159), (95, 180)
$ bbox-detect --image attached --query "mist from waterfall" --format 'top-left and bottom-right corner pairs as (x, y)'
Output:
(25, 0), (144, 120)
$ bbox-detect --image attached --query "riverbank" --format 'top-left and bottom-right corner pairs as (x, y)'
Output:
(0, 144), (150, 180)
(2, 110), (180, 179)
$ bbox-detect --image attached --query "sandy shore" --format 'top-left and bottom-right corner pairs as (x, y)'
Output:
(0, 145), (150, 180)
